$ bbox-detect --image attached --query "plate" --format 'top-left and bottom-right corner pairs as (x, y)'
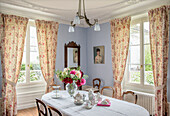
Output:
(52, 86), (61, 89)
(51, 94), (62, 99)
(74, 101), (84, 105)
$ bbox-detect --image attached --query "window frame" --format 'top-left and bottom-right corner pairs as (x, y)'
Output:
(123, 17), (154, 94)
(17, 20), (44, 87)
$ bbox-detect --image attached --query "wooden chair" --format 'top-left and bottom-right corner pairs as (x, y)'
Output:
(36, 98), (48, 116)
(122, 91), (138, 104)
(48, 105), (63, 116)
(101, 86), (114, 98)
(93, 78), (101, 93)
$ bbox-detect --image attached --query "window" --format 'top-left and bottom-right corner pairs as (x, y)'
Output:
(125, 17), (154, 93)
(18, 20), (43, 84)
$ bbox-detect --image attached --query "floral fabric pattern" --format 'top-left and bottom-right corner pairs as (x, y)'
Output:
(0, 14), (28, 116)
(36, 20), (59, 93)
(110, 17), (131, 99)
(148, 5), (170, 116)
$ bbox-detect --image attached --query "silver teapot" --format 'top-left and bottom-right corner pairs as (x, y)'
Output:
(73, 92), (86, 105)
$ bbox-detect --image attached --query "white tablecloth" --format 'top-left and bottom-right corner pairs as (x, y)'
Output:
(42, 90), (149, 116)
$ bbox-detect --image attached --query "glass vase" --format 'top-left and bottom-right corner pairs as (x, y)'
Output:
(66, 81), (78, 97)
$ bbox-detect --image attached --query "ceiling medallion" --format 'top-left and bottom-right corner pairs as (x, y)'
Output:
(68, 0), (100, 32)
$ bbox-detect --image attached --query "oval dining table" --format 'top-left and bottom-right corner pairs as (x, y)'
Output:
(41, 90), (149, 116)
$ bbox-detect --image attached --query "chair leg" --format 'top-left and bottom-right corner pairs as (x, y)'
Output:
(48, 108), (52, 116)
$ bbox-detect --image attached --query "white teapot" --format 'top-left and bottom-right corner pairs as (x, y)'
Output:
(88, 89), (95, 105)
(95, 92), (102, 103)
(73, 92), (86, 105)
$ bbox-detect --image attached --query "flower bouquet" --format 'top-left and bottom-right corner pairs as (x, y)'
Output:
(56, 67), (88, 96)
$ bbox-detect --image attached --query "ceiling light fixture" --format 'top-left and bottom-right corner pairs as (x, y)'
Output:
(68, 0), (100, 32)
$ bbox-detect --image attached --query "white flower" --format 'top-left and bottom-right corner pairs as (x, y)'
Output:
(64, 68), (68, 72)
(70, 74), (75, 78)
(75, 71), (81, 78)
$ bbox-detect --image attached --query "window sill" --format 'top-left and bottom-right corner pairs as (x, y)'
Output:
(123, 82), (154, 94)
(17, 81), (45, 89)
(123, 89), (155, 97)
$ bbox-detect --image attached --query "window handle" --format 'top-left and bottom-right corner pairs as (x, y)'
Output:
(27, 64), (30, 67)
(140, 65), (143, 69)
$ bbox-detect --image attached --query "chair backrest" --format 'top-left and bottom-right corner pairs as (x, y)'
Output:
(36, 98), (48, 116)
(101, 86), (114, 98)
(48, 105), (63, 116)
(93, 78), (101, 90)
(122, 91), (137, 104)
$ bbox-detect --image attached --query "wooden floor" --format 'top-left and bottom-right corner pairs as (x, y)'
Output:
(17, 107), (38, 116)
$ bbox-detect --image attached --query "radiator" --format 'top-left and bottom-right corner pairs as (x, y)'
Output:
(134, 91), (155, 115)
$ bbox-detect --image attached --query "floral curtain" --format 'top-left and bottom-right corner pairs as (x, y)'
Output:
(0, 14), (28, 116)
(35, 20), (59, 93)
(148, 5), (170, 116)
(110, 17), (131, 99)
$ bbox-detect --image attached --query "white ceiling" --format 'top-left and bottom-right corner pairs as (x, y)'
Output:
(0, 0), (169, 27)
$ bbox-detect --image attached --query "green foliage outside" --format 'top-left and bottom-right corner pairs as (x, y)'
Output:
(130, 45), (154, 85)
(18, 64), (41, 83)
(144, 45), (154, 85)
(130, 72), (140, 83)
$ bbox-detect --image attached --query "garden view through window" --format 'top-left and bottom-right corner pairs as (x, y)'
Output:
(18, 21), (42, 83)
(128, 21), (154, 85)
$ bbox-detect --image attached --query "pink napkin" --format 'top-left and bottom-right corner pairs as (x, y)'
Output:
(97, 101), (111, 107)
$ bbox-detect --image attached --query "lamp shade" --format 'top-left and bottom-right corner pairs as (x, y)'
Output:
(68, 26), (75, 32)
(73, 15), (80, 25)
(94, 23), (100, 31)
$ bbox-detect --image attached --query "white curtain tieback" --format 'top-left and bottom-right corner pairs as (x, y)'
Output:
(6, 79), (16, 87)
(114, 80), (122, 84)
(155, 84), (166, 91)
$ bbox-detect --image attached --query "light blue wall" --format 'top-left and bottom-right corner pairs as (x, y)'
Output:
(86, 23), (114, 88)
(55, 24), (87, 88)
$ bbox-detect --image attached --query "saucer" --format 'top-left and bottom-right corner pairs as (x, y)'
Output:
(51, 94), (62, 99)
(85, 105), (93, 109)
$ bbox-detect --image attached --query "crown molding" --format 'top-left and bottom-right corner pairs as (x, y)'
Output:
(99, 0), (170, 23)
(0, 2), (86, 27)
(0, 0), (169, 28)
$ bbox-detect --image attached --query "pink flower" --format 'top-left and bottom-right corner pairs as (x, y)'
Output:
(80, 78), (86, 85)
(70, 70), (76, 75)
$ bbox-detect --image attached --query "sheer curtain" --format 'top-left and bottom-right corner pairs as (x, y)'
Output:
(0, 14), (28, 116)
(35, 20), (59, 93)
(110, 16), (131, 99)
(148, 5), (170, 116)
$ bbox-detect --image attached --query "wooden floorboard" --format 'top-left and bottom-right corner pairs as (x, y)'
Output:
(17, 107), (38, 116)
